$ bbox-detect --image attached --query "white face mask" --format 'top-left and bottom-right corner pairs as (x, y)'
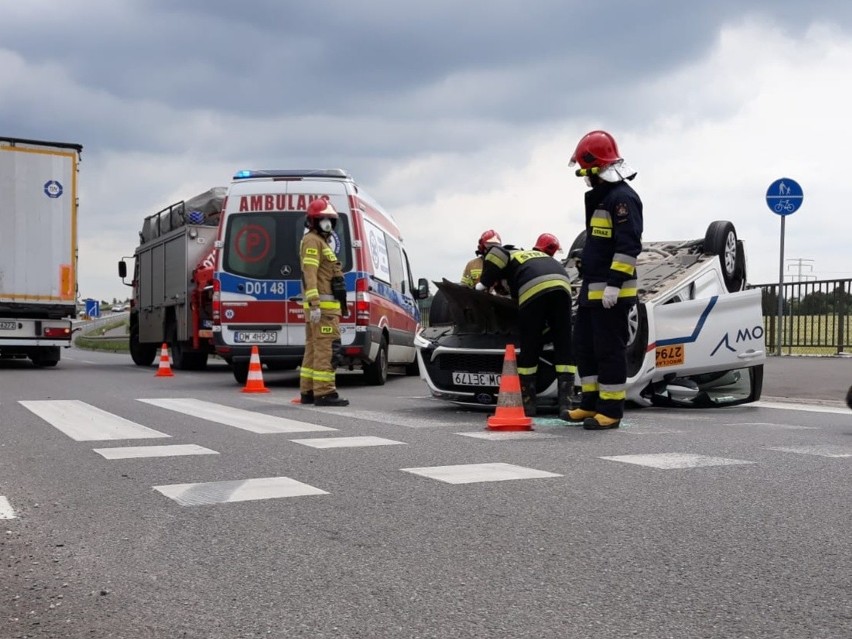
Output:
(318, 218), (333, 233)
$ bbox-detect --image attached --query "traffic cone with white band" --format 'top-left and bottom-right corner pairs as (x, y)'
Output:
(154, 343), (174, 378)
(241, 345), (270, 393)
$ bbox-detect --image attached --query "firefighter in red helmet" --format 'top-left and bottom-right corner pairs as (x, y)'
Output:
(564, 130), (643, 430)
(533, 233), (562, 257)
(461, 229), (502, 287)
(299, 198), (349, 406)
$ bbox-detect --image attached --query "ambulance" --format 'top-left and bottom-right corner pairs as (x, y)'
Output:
(212, 169), (429, 385)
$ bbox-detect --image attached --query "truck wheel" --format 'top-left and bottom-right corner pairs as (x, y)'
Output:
(704, 221), (742, 292)
(232, 361), (249, 385)
(31, 347), (60, 368)
(129, 327), (157, 366)
(363, 336), (388, 386)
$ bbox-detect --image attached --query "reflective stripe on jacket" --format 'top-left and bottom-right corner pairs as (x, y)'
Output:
(479, 246), (572, 307)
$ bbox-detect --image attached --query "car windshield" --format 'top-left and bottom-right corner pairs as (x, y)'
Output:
(222, 212), (351, 279)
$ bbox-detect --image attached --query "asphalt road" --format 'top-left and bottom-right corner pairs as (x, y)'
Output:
(1, 349), (849, 638)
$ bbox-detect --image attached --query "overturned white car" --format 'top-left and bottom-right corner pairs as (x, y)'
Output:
(416, 221), (766, 410)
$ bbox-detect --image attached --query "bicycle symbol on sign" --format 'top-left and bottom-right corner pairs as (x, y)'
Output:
(774, 199), (796, 213)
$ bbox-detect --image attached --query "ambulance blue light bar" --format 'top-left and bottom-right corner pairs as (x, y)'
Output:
(233, 169), (352, 180)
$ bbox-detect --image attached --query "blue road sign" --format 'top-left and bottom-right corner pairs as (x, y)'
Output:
(85, 299), (100, 319)
(766, 177), (803, 216)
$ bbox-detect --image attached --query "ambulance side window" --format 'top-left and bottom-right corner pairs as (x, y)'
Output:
(385, 236), (405, 293)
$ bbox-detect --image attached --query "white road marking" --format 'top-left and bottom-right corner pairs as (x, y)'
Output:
(93, 444), (219, 460)
(402, 462), (562, 484)
(138, 398), (336, 434)
(300, 406), (465, 428)
(457, 431), (561, 441)
(753, 401), (849, 415)
(600, 453), (754, 469)
(154, 476), (328, 506)
(0, 496), (16, 520)
(730, 422), (818, 430)
(767, 445), (852, 458)
(20, 400), (170, 441)
(290, 436), (405, 449)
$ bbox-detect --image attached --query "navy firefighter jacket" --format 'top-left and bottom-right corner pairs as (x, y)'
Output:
(479, 246), (572, 308)
(578, 180), (643, 307)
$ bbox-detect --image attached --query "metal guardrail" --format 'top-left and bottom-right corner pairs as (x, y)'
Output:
(751, 279), (851, 355)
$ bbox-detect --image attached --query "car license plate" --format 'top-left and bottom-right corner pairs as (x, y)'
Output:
(0, 321), (16, 330)
(453, 371), (501, 386)
(234, 331), (278, 344)
(656, 344), (684, 367)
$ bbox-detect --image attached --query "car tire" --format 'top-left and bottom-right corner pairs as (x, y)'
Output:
(364, 336), (388, 386)
(626, 304), (649, 379)
(704, 221), (742, 292)
(428, 288), (453, 326)
(568, 230), (586, 256)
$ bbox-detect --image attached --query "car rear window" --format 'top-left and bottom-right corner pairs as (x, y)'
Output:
(222, 212), (351, 279)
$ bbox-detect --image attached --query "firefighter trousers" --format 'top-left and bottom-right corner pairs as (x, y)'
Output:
(516, 290), (573, 376)
(573, 302), (631, 419)
(300, 313), (341, 397)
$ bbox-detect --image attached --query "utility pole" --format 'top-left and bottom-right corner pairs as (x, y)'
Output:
(785, 258), (815, 282)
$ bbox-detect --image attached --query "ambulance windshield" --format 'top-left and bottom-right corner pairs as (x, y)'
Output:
(222, 212), (351, 279)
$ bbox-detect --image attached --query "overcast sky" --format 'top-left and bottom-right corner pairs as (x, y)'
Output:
(2, 0), (851, 302)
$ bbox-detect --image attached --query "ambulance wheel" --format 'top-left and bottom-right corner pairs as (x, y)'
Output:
(704, 221), (742, 292)
(129, 325), (157, 367)
(364, 336), (388, 386)
(232, 361), (249, 385)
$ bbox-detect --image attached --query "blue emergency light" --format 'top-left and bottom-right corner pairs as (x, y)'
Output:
(232, 169), (352, 180)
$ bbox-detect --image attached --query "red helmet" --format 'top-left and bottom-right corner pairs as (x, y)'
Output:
(476, 229), (502, 255)
(306, 198), (338, 220)
(533, 233), (562, 256)
(570, 130), (621, 169)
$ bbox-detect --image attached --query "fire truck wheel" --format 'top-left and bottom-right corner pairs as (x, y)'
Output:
(129, 327), (157, 366)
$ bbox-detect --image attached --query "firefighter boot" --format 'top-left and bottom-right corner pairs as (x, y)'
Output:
(519, 375), (537, 417)
(300, 391), (314, 405)
(315, 392), (350, 407)
(562, 408), (597, 423)
(556, 374), (575, 421)
(583, 414), (621, 430)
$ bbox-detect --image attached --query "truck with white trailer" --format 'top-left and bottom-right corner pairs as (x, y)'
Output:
(0, 136), (82, 367)
(118, 188), (226, 369)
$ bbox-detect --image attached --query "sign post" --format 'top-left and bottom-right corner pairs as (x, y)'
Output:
(765, 178), (803, 356)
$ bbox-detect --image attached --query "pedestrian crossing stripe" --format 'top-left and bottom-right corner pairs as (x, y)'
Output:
(600, 453), (754, 469)
(137, 398), (337, 434)
(154, 476), (328, 506)
(20, 400), (170, 441)
(93, 444), (219, 460)
(767, 445), (852, 458)
(401, 463), (563, 484)
(289, 436), (405, 448)
(0, 496), (16, 520)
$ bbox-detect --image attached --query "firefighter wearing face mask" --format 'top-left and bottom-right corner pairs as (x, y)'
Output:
(461, 229), (502, 287)
(477, 239), (574, 418)
(299, 199), (349, 407)
(564, 130), (643, 430)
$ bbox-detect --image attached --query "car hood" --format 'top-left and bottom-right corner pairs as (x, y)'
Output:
(433, 279), (518, 334)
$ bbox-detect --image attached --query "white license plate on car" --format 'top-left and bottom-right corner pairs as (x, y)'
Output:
(0, 321), (16, 330)
(453, 372), (501, 386)
(234, 331), (278, 344)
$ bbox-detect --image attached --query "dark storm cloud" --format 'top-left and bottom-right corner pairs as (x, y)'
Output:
(2, 0), (851, 163)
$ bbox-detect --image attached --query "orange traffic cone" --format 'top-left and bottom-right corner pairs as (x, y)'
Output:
(241, 345), (270, 393)
(154, 343), (174, 378)
(486, 344), (533, 431)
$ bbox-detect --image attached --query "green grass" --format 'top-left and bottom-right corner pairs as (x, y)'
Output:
(74, 319), (130, 353)
(763, 314), (851, 356)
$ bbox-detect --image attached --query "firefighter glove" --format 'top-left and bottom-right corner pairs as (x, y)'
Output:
(309, 307), (321, 323)
(602, 286), (620, 309)
(331, 275), (349, 317)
